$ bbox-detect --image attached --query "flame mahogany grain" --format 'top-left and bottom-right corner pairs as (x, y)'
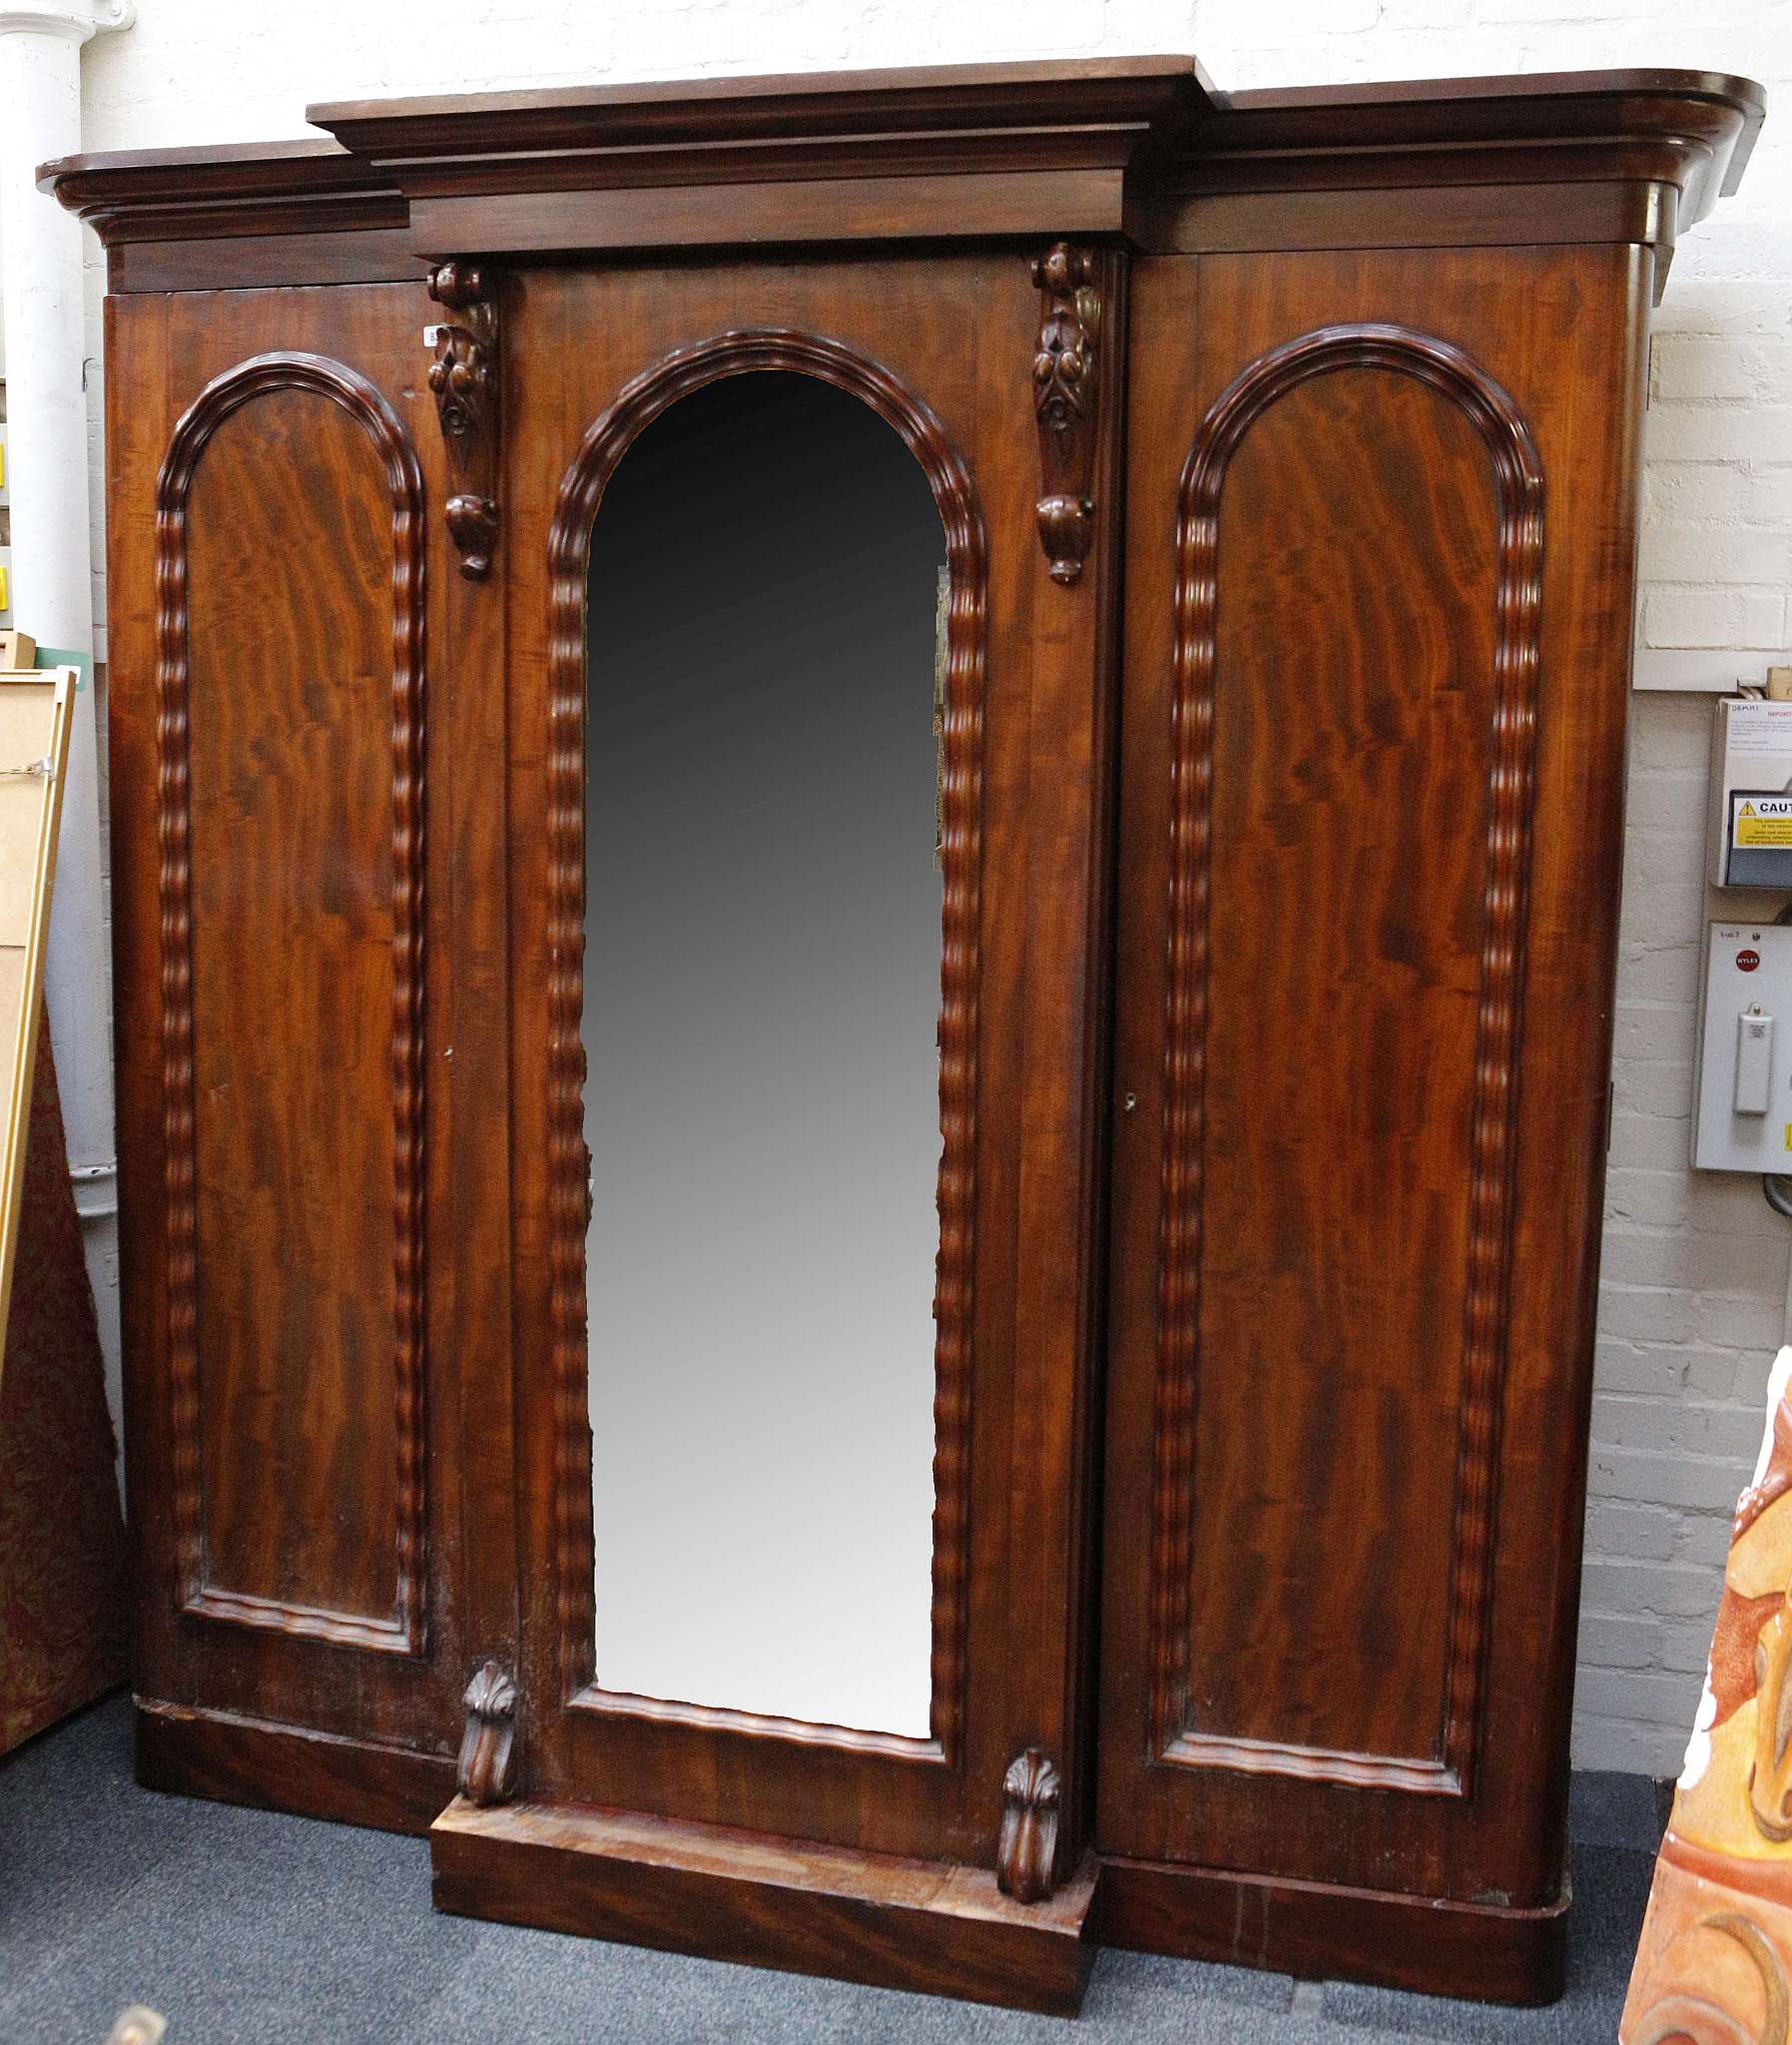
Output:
(105, 282), (491, 1832)
(154, 350), (428, 1657)
(1099, 243), (1653, 1998)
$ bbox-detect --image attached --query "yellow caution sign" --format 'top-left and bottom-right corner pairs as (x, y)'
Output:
(1736, 797), (1792, 849)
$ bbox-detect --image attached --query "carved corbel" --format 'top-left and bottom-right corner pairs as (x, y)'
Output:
(1030, 243), (1102, 586)
(426, 261), (499, 580)
(457, 1660), (517, 1805)
(995, 1746), (1060, 1903)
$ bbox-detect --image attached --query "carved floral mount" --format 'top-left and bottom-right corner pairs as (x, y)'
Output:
(426, 261), (500, 580)
(996, 1747), (1061, 1903)
(1030, 243), (1102, 586)
(458, 1660), (517, 1805)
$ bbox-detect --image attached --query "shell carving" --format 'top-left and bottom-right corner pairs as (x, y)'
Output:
(457, 1660), (517, 1806)
(996, 1746), (1060, 1904)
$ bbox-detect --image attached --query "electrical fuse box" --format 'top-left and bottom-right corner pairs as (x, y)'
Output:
(1694, 922), (1792, 1170)
(1708, 698), (1792, 889)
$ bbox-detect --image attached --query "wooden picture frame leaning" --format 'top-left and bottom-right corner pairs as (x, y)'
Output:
(0, 665), (74, 1390)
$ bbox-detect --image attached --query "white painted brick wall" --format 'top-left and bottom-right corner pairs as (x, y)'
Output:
(61, 0), (1792, 1776)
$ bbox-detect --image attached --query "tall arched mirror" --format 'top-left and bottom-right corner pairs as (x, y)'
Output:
(582, 367), (950, 1738)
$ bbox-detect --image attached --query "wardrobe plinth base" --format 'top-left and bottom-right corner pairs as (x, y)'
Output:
(431, 1795), (1100, 2014)
(135, 1698), (456, 1838)
(1099, 1854), (1569, 2006)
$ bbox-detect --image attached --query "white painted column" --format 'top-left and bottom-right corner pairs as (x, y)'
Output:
(0, 0), (133, 1436)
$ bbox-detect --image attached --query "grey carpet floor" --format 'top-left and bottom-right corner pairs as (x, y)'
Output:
(1, 1695), (1659, 2044)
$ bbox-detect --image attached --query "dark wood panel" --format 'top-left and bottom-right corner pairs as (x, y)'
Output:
(409, 171), (1125, 258)
(176, 367), (422, 1646)
(1180, 362), (1501, 1771)
(105, 284), (487, 1791)
(432, 1798), (1099, 2015)
(1099, 244), (1650, 1924)
(1100, 1853), (1569, 2005)
(136, 1698), (455, 1835)
(110, 228), (428, 295)
(1139, 178), (1672, 260)
(1150, 324), (1545, 1803)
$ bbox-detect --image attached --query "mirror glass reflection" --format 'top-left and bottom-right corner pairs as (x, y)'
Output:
(583, 369), (948, 1736)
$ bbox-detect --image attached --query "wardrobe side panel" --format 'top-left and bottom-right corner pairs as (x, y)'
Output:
(107, 289), (173, 1733)
(1100, 244), (1647, 1912)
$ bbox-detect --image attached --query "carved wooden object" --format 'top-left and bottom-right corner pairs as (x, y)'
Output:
(426, 261), (499, 579)
(1623, 1358), (1792, 2044)
(1030, 242), (1101, 585)
(458, 1661), (518, 1806)
(996, 1748), (1061, 1903)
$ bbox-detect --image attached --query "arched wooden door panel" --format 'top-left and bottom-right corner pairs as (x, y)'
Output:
(157, 350), (428, 1654)
(1098, 245), (1648, 2001)
(439, 250), (1122, 2012)
(104, 282), (491, 1828)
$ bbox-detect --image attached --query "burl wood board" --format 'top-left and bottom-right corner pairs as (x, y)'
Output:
(1623, 1346), (1792, 2042)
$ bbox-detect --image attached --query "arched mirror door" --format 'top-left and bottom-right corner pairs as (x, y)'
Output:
(581, 368), (950, 1739)
(491, 264), (1113, 2006)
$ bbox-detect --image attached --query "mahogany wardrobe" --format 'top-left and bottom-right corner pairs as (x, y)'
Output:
(45, 55), (1764, 2017)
